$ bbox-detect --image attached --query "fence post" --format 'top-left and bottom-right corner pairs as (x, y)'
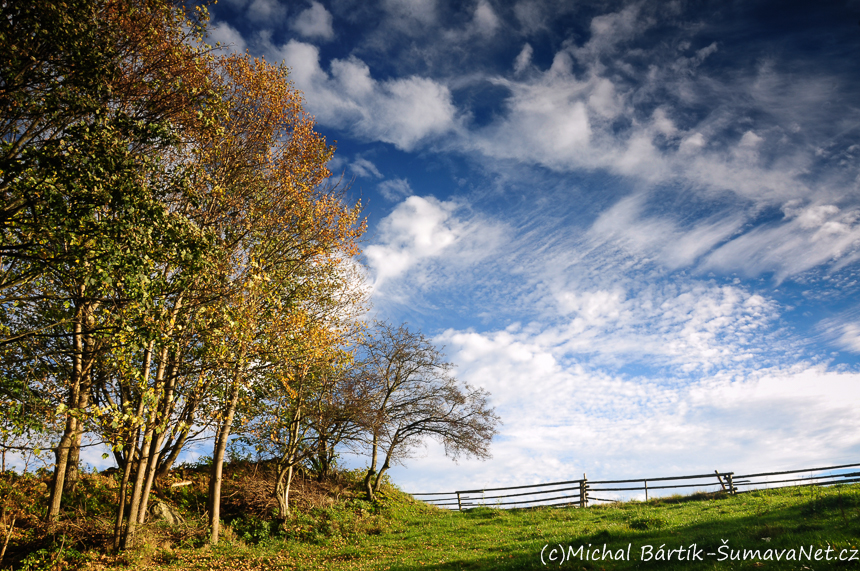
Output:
(715, 470), (726, 491)
(457, 492), (462, 511)
(579, 473), (588, 508)
(644, 480), (648, 501)
(727, 473), (735, 495)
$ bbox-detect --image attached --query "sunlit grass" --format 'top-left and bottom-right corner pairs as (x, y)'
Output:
(137, 483), (860, 570)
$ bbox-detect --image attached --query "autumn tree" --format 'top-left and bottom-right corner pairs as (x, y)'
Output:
(238, 256), (366, 524)
(187, 53), (365, 544)
(1, 1), (369, 551)
(0, 0), (222, 525)
(359, 323), (499, 501)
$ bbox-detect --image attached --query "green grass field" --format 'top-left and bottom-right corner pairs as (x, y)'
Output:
(133, 484), (860, 571)
(6, 467), (860, 570)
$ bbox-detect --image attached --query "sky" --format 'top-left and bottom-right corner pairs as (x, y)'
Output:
(205, 0), (860, 498)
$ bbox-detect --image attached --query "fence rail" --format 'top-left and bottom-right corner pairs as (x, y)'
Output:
(409, 461), (860, 510)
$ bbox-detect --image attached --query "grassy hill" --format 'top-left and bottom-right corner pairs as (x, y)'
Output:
(3, 463), (860, 570)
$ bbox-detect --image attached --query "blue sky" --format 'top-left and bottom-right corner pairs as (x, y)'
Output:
(207, 0), (860, 496)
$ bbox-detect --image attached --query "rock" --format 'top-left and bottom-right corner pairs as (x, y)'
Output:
(149, 500), (185, 525)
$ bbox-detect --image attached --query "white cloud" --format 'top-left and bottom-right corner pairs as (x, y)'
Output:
(384, 326), (860, 494)
(703, 202), (860, 281)
(365, 196), (461, 287)
(573, 3), (645, 62)
(273, 40), (458, 151)
(363, 195), (503, 293)
(473, 75), (592, 168)
(513, 0), (546, 34)
(679, 132), (705, 154)
(836, 324), (860, 352)
(587, 77), (622, 119)
(207, 22), (247, 53)
(382, 0), (437, 29)
(739, 130), (763, 148)
(816, 317), (860, 354)
(246, 0), (286, 23)
(588, 193), (745, 269)
(472, 0), (500, 37)
(350, 157), (383, 179)
(222, 3), (856, 271)
(513, 43), (533, 74)
(542, 280), (782, 373)
(377, 177), (413, 201)
(291, 1), (335, 41)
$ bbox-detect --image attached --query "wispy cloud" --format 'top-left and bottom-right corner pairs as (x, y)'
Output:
(377, 177), (413, 201)
(207, 22), (247, 53)
(703, 202), (860, 282)
(246, 0), (286, 23)
(350, 157), (383, 179)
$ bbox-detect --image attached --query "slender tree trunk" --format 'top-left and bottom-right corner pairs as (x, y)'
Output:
(274, 395), (305, 521)
(47, 424), (76, 520)
(47, 293), (86, 521)
(137, 349), (179, 523)
(120, 339), (159, 549)
(373, 452), (393, 493)
(364, 431), (379, 501)
(317, 436), (330, 482)
(209, 378), (241, 544)
(136, 435), (162, 524)
(275, 463), (295, 520)
(64, 307), (99, 495)
(112, 437), (137, 552)
(154, 424), (189, 480)
(64, 388), (91, 494)
(156, 372), (208, 480)
(122, 425), (153, 548)
(113, 340), (153, 549)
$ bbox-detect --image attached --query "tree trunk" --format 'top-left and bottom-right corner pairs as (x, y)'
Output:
(114, 340), (153, 550)
(65, 308), (99, 495)
(209, 379), (241, 545)
(47, 293), (86, 521)
(136, 348), (179, 524)
(47, 425), (75, 521)
(112, 437), (137, 552)
(154, 427), (189, 480)
(122, 425), (153, 549)
(275, 463), (294, 520)
(364, 431), (379, 501)
(63, 388), (91, 494)
(373, 458), (391, 494)
(136, 434), (163, 524)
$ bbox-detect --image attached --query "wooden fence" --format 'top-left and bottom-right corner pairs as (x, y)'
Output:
(409, 461), (860, 510)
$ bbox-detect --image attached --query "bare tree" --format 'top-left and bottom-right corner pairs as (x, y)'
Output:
(303, 359), (379, 481)
(360, 322), (500, 500)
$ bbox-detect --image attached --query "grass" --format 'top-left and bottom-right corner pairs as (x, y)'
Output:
(131, 484), (860, 570)
(4, 466), (860, 570)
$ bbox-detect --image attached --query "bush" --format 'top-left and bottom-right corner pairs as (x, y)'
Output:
(228, 515), (283, 545)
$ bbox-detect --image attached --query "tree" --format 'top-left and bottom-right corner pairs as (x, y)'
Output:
(0, 0), (221, 525)
(1, 1), (370, 550)
(305, 355), (375, 482)
(194, 53), (366, 544)
(359, 323), (500, 501)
